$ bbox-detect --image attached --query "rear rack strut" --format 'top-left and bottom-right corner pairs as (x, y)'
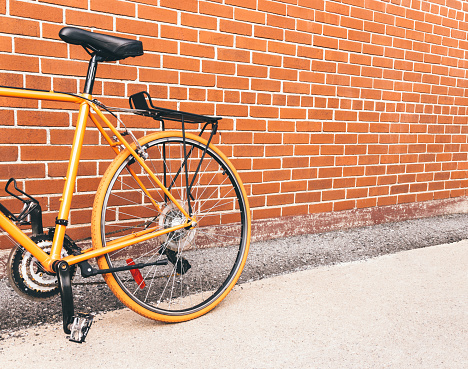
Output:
(128, 91), (221, 216)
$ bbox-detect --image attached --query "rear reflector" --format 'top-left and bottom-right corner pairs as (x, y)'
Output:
(126, 258), (146, 289)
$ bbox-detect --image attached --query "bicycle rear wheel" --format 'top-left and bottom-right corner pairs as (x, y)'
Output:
(91, 131), (250, 322)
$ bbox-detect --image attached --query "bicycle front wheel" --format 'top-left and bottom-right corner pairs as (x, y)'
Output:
(91, 131), (250, 322)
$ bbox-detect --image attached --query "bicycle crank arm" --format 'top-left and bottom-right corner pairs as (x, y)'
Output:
(79, 259), (168, 278)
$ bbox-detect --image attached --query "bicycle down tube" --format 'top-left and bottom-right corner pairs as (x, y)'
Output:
(0, 86), (194, 273)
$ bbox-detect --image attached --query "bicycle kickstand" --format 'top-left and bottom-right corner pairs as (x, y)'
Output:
(56, 261), (94, 343)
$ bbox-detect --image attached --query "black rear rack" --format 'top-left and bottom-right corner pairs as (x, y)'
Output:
(129, 91), (221, 124)
(128, 91), (220, 216)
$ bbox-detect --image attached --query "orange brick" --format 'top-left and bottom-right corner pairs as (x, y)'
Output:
(39, 0), (87, 8)
(66, 10), (113, 30)
(90, 0), (135, 16)
(216, 103), (248, 116)
(182, 13), (217, 30)
(0, 163), (45, 179)
(250, 106), (279, 118)
(0, 35), (11, 52)
(17, 111), (69, 127)
(0, 146), (18, 162)
(164, 55), (200, 72)
(237, 65), (268, 78)
(116, 18), (158, 37)
(199, 31), (234, 47)
(140, 69), (178, 84)
(283, 82), (310, 94)
(280, 108), (307, 120)
(287, 5), (314, 21)
(138, 1), (177, 24)
(180, 43), (215, 58)
(180, 72), (216, 87)
(10, 0), (62, 22)
(254, 132), (282, 144)
(15, 38), (67, 58)
(217, 76), (250, 90)
(251, 79), (281, 92)
(226, 0), (256, 9)
(0, 54), (39, 73)
(218, 48), (251, 63)
(254, 25), (284, 40)
(141, 37), (178, 54)
(258, 0), (286, 16)
(267, 14), (295, 30)
(160, 0), (198, 12)
(221, 19), (252, 36)
(200, 1), (233, 18)
(235, 8), (265, 24)
(161, 25), (198, 42)
(236, 36), (267, 52)
(202, 60), (235, 75)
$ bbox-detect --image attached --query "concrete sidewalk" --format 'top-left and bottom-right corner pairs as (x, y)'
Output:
(0, 240), (467, 368)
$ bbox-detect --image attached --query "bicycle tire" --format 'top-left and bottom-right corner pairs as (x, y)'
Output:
(91, 131), (251, 322)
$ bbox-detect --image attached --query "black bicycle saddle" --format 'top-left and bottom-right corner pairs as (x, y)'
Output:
(59, 27), (144, 61)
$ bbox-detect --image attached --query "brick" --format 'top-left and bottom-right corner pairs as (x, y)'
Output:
(250, 106), (279, 118)
(163, 55), (200, 72)
(0, 35), (11, 52)
(235, 8), (265, 24)
(10, 0), (62, 22)
(216, 103), (248, 117)
(251, 78), (281, 92)
(15, 38), (67, 58)
(160, 0), (198, 12)
(66, 10), (113, 30)
(116, 18), (158, 37)
(180, 43), (215, 59)
(161, 25), (198, 42)
(251, 52), (281, 67)
(236, 36), (267, 52)
(315, 9), (340, 25)
(253, 158), (281, 170)
(198, 32), (233, 48)
(254, 25), (284, 41)
(0, 146), (17, 162)
(181, 13), (216, 30)
(267, 14), (295, 30)
(258, 0), (286, 16)
(287, 5), (314, 21)
(39, 0), (87, 8)
(17, 111), (69, 127)
(237, 65), (268, 78)
(0, 163), (45, 179)
(200, 1), (233, 18)
(217, 76), (250, 90)
(91, 0), (135, 17)
(0, 54), (39, 73)
(137, 5), (177, 23)
(221, 20), (252, 36)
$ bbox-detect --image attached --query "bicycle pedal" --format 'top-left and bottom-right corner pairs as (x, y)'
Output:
(68, 313), (94, 343)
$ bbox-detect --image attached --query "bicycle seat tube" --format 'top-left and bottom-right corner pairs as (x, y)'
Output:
(50, 55), (101, 262)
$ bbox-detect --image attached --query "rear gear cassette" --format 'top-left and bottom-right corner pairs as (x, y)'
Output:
(7, 232), (79, 300)
(159, 203), (196, 251)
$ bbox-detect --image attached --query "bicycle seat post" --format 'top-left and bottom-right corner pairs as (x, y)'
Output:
(83, 54), (102, 95)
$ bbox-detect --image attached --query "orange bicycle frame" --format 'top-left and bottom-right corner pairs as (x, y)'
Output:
(0, 86), (194, 273)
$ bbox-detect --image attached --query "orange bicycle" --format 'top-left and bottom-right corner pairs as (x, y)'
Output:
(0, 27), (251, 343)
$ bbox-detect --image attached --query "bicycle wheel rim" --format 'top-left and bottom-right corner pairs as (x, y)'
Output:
(96, 133), (249, 318)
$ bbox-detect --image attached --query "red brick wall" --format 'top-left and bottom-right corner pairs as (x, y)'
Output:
(1, 0), (468, 246)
